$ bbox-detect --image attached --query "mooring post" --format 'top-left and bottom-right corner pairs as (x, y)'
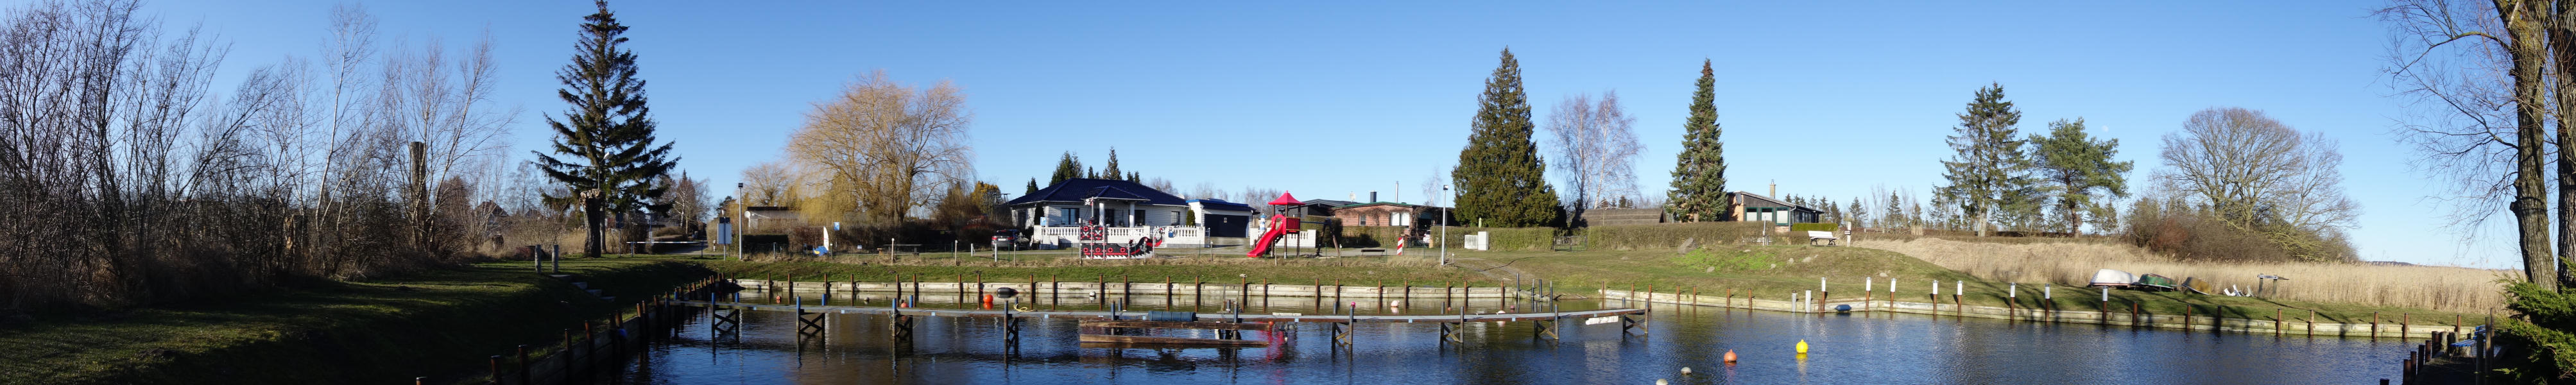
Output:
(2404, 314), (2411, 338)
(2374, 312), (2382, 339)
(520, 343), (533, 385)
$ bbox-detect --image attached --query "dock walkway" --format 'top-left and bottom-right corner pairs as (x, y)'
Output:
(669, 300), (1644, 323)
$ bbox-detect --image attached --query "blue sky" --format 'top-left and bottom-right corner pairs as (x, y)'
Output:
(89, 0), (2511, 268)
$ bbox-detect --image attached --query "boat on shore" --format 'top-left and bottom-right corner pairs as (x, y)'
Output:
(2181, 277), (2215, 295)
(2134, 274), (2177, 291)
(2089, 269), (2136, 288)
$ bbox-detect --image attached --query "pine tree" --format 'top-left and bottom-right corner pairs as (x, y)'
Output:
(1450, 48), (1561, 227)
(2029, 118), (2132, 235)
(1103, 148), (1123, 180)
(1848, 198), (1867, 228)
(1667, 60), (1729, 222)
(1127, 171), (1140, 183)
(1936, 83), (2034, 237)
(1026, 178), (1040, 196)
(1050, 151), (1082, 185)
(532, 0), (677, 258)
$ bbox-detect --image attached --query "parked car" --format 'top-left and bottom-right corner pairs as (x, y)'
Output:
(991, 229), (1022, 250)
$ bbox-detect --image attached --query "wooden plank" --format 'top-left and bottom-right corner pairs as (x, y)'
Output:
(1078, 334), (1271, 346)
(1079, 320), (1272, 330)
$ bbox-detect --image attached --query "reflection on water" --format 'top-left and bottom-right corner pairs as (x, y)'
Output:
(604, 288), (2403, 384)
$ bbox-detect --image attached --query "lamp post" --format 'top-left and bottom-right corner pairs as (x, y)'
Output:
(735, 182), (746, 261)
(1440, 184), (1450, 266)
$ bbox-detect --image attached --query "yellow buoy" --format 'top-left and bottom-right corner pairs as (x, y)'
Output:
(1723, 349), (1738, 363)
(1796, 339), (1810, 354)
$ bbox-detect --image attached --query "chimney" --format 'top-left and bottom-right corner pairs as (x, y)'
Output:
(1769, 181), (1776, 198)
(1370, 191), (1378, 202)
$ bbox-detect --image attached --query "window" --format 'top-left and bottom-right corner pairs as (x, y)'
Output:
(1169, 210), (1181, 226)
(1056, 208), (1080, 225)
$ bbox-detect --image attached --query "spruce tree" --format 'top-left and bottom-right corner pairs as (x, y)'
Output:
(1667, 60), (1729, 222)
(1026, 178), (1040, 196)
(1936, 83), (2034, 236)
(1049, 151), (1081, 185)
(1450, 48), (1561, 227)
(533, 0), (676, 258)
(1103, 148), (1122, 180)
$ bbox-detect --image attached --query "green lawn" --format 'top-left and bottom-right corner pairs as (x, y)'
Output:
(0, 257), (710, 385)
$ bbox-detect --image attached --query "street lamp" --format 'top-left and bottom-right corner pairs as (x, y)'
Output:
(1441, 184), (1450, 266)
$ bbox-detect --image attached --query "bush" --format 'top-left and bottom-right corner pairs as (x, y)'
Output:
(1435, 227), (1559, 251)
(2496, 282), (2576, 382)
(2120, 196), (2356, 262)
(1787, 223), (1839, 233)
(1581, 222), (1767, 250)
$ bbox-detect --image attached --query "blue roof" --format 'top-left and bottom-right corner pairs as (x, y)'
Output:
(1187, 199), (1255, 212)
(1007, 178), (1189, 207)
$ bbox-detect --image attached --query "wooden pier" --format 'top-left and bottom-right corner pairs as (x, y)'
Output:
(668, 300), (1644, 323)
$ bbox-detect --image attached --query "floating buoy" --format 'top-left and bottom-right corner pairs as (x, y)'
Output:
(1655, 379), (1667, 385)
(1389, 299), (1404, 308)
(1796, 339), (1810, 354)
(1724, 350), (1738, 363)
(1680, 366), (1692, 375)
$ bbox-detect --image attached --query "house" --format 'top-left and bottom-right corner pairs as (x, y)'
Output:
(1332, 201), (1447, 227)
(1280, 199), (1358, 218)
(1006, 178), (1212, 246)
(1730, 191), (1821, 225)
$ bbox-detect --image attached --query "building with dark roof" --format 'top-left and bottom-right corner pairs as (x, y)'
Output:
(1005, 178), (1256, 245)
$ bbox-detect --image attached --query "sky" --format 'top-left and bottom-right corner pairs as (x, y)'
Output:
(59, 0), (2516, 268)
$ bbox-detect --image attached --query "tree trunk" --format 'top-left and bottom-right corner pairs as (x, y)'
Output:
(2552, 2), (2576, 291)
(585, 194), (606, 259)
(2504, 0), (2557, 291)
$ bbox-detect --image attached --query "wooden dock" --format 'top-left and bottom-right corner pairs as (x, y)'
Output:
(667, 300), (1645, 323)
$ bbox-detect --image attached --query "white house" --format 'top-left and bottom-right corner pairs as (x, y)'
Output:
(1007, 178), (1216, 246)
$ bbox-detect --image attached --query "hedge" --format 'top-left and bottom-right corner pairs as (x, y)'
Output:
(1581, 222), (1767, 250)
(1787, 222), (1839, 233)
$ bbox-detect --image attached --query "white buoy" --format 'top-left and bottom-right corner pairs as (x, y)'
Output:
(1681, 366), (1692, 375)
(1656, 379), (1669, 385)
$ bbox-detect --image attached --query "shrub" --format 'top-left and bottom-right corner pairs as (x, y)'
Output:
(1581, 222), (1766, 250)
(1787, 223), (1839, 233)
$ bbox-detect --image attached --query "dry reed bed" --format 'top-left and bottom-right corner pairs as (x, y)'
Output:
(1857, 238), (2507, 314)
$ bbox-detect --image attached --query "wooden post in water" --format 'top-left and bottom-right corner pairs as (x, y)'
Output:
(2374, 312), (2382, 339)
(2404, 314), (2410, 338)
(488, 355), (502, 385)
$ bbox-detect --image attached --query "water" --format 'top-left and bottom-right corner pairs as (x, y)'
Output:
(603, 288), (2405, 384)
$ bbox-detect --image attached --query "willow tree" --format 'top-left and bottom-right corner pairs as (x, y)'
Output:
(786, 70), (973, 227)
(533, 0), (677, 259)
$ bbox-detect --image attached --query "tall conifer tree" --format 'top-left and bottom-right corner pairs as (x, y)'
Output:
(1103, 148), (1122, 180)
(1936, 83), (2034, 236)
(1452, 48), (1561, 227)
(533, 0), (677, 258)
(1049, 151), (1082, 185)
(1667, 60), (1730, 222)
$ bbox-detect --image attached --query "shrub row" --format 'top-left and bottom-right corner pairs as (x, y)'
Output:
(1581, 222), (1767, 250)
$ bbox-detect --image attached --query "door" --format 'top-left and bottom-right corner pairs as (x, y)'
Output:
(1204, 214), (1249, 237)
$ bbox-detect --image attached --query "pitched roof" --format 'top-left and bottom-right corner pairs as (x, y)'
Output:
(1298, 199), (1360, 207)
(1731, 191), (1822, 212)
(1333, 201), (1431, 210)
(1007, 178), (1189, 207)
(1188, 199), (1255, 212)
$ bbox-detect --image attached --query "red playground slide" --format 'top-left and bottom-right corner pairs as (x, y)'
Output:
(1246, 214), (1292, 258)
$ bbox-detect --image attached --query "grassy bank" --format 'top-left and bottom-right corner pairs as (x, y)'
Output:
(680, 253), (1495, 288)
(1858, 237), (2507, 314)
(1483, 245), (2484, 327)
(0, 257), (710, 385)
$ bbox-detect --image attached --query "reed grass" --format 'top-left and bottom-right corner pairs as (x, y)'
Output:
(1857, 237), (2508, 314)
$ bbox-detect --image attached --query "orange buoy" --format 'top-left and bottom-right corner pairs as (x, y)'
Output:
(1723, 350), (1738, 363)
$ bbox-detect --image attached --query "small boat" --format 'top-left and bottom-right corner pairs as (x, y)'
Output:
(2181, 277), (2215, 295)
(2134, 274), (2177, 291)
(2089, 269), (2136, 288)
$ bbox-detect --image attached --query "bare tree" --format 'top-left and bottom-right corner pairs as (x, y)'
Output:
(2154, 108), (2360, 259)
(2380, 0), (2557, 288)
(1189, 181), (1227, 201)
(786, 70), (974, 227)
(740, 160), (796, 206)
(1544, 91), (1642, 224)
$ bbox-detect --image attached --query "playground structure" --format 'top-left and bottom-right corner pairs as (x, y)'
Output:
(1248, 192), (1316, 258)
